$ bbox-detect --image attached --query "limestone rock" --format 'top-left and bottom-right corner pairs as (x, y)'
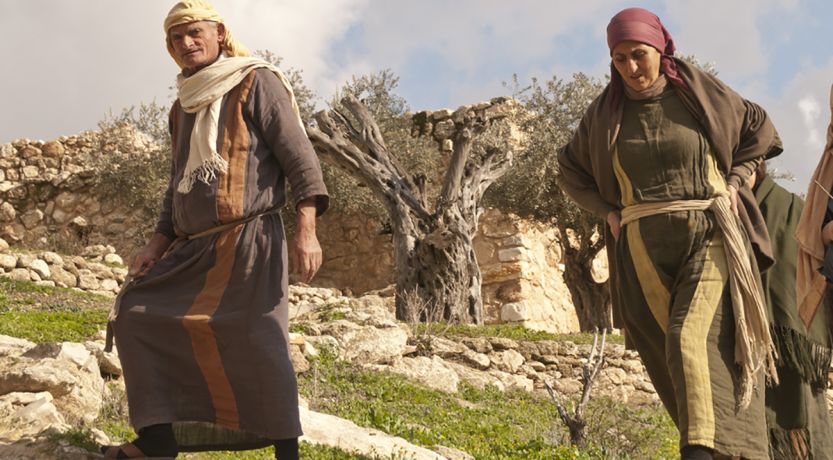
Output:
(103, 253), (123, 265)
(445, 361), (504, 392)
(500, 302), (528, 322)
(488, 369), (534, 392)
(0, 237), (8, 252)
(28, 259), (50, 279)
(289, 345), (310, 374)
(0, 253), (17, 271)
(0, 202), (14, 222)
(38, 251), (64, 267)
(384, 356), (459, 393)
(50, 266), (77, 288)
(84, 341), (122, 377)
(299, 405), (446, 460)
(489, 349), (525, 374)
(8, 268), (31, 282)
(338, 324), (409, 365)
(0, 334), (36, 357)
(460, 337), (492, 354)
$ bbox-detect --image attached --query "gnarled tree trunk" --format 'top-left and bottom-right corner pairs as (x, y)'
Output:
(308, 95), (516, 324)
(558, 229), (612, 331)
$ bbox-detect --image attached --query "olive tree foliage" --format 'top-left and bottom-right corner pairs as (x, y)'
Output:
(93, 101), (172, 246)
(484, 73), (609, 330)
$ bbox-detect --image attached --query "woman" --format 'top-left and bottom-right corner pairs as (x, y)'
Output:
(558, 8), (782, 460)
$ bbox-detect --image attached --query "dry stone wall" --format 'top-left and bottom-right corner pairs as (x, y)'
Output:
(0, 130), (150, 257)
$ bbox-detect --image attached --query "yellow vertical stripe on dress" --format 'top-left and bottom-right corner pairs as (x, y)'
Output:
(613, 147), (636, 207)
(626, 220), (671, 331)
(680, 231), (728, 447)
(182, 227), (242, 429)
(705, 151), (726, 194)
(615, 147), (671, 331)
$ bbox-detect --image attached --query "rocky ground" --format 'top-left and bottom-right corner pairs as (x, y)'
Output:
(1, 241), (831, 459)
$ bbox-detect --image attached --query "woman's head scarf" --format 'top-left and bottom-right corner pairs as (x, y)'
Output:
(605, 7), (687, 107)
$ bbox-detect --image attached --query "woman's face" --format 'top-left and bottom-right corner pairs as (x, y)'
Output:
(611, 41), (662, 91)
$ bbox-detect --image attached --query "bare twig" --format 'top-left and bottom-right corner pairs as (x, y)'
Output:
(544, 328), (608, 447)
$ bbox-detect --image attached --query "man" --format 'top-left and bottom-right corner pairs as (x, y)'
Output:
(751, 160), (833, 459)
(103, 1), (328, 458)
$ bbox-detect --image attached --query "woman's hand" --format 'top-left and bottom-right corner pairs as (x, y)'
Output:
(607, 210), (622, 242)
(727, 184), (739, 216)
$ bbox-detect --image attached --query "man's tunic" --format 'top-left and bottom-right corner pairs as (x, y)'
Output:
(112, 68), (327, 450)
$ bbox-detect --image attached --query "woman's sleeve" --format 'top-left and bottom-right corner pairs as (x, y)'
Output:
(557, 115), (616, 219)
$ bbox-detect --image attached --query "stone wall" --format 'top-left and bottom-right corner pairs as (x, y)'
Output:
(0, 130), (150, 257)
(2, 130), (583, 333)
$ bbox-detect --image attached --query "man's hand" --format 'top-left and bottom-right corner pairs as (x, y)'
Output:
(290, 199), (322, 283)
(727, 184), (739, 216)
(128, 233), (172, 279)
(607, 209), (622, 242)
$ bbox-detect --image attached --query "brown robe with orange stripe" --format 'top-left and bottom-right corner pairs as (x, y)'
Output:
(111, 68), (328, 451)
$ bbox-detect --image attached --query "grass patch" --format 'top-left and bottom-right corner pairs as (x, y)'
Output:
(412, 322), (625, 345)
(0, 308), (108, 343)
(0, 277), (111, 343)
(299, 351), (674, 459)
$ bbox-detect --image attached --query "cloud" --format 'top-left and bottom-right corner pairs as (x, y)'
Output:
(0, 0), (368, 144)
(763, 59), (833, 194)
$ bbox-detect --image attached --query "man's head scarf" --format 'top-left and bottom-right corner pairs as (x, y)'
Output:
(162, 1), (306, 194)
(164, 0), (250, 69)
(605, 7), (686, 108)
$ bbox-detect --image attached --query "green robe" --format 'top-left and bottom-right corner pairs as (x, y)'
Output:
(756, 175), (833, 459)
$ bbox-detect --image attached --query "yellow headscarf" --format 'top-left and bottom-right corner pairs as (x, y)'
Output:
(164, 0), (250, 69)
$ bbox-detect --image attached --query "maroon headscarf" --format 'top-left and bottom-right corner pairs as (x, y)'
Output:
(606, 7), (687, 107)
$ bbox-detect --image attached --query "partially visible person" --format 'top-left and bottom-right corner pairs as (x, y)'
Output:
(558, 7), (782, 460)
(750, 160), (833, 459)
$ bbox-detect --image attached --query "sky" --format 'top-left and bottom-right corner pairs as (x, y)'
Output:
(1, 0), (831, 194)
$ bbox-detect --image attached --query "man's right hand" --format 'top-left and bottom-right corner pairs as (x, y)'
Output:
(128, 233), (172, 278)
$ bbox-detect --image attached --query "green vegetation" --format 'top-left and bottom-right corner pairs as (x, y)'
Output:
(0, 277), (110, 343)
(299, 351), (677, 459)
(2, 281), (675, 459)
(411, 322), (625, 345)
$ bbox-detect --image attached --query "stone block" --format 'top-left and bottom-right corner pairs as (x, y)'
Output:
(498, 247), (526, 263)
(500, 302), (528, 322)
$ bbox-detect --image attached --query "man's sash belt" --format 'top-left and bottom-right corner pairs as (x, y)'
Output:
(619, 192), (777, 409)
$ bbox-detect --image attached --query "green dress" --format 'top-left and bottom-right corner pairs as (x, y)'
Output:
(612, 87), (769, 459)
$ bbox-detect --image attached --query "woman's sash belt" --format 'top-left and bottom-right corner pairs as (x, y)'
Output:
(620, 192), (777, 409)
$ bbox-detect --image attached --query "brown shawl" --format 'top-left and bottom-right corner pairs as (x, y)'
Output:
(558, 59), (783, 327)
(795, 83), (833, 328)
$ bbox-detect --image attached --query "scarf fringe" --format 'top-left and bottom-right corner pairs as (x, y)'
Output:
(176, 154), (229, 194)
(771, 325), (833, 390)
(770, 426), (812, 460)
